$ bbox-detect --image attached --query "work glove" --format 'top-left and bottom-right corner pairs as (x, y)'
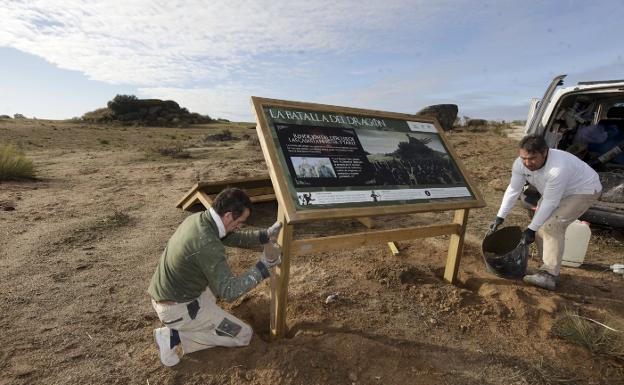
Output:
(489, 216), (504, 233)
(521, 228), (536, 245)
(266, 221), (283, 241)
(259, 241), (282, 269)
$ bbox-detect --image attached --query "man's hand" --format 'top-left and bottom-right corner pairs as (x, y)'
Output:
(266, 221), (283, 241)
(489, 217), (504, 233)
(521, 228), (536, 245)
(260, 242), (282, 269)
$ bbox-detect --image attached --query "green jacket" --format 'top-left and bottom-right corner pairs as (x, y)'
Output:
(148, 210), (269, 303)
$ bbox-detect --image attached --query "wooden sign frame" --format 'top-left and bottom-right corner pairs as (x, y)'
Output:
(251, 97), (485, 338)
(252, 97), (484, 223)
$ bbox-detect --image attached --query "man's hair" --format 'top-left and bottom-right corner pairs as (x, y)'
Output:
(519, 134), (548, 153)
(212, 187), (252, 219)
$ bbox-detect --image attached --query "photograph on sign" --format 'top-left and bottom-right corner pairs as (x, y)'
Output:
(254, 101), (479, 212)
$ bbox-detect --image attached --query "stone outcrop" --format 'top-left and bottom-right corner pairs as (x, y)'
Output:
(415, 104), (458, 131)
(82, 95), (213, 126)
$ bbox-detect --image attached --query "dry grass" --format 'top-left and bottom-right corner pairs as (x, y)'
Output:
(146, 145), (191, 159)
(98, 211), (131, 229)
(506, 357), (581, 385)
(202, 129), (236, 142)
(245, 134), (260, 147)
(552, 310), (624, 361)
(82, 107), (113, 122)
(488, 123), (507, 136)
(0, 142), (35, 181)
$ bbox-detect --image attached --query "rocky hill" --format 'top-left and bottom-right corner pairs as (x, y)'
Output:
(82, 94), (214, 126)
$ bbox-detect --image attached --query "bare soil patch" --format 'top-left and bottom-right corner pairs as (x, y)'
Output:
(1, 119), (622, 385)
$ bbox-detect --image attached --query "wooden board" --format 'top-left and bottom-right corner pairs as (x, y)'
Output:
(176, 176), (276, 211)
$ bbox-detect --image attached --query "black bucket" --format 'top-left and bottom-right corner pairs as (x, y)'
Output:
(482, 226), (529, 279)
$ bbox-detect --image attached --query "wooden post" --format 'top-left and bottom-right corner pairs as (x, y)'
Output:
(357, 217), (375, 229)
(356, 218), (399, 255)
(270, 207), (293, 339)
(387, 242), (400, 255)
(444, 209), (469, 284)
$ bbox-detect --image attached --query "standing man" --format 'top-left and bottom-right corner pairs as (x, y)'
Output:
(490, 135), (602, 290)
(148, 187), (282, 366)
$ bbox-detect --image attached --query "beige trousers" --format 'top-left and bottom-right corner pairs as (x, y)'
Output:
(151, 287), (253, 354)
(535, 191), (601, 276)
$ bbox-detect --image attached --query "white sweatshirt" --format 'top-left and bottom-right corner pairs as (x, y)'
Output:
(497, 149), (602, 231)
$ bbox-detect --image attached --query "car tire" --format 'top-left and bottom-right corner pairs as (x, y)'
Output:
(580, 208), (624, 228)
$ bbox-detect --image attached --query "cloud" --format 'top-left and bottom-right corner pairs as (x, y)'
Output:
(0, 0), (449, 86)
(2, 1), (624, 121)
(567, 58), (624, 84)
(139, 84), (258, 121)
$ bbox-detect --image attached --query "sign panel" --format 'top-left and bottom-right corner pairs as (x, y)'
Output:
(252, 97), (485, 223)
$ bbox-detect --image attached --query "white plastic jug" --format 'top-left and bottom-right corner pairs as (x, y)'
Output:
(562, 220), (591, 267)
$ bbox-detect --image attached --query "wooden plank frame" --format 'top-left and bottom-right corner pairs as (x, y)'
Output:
(175, 176), (275, 210)
(249, 97), (486, 339)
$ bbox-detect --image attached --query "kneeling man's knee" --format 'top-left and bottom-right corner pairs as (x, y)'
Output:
(236, 323), (253, 346)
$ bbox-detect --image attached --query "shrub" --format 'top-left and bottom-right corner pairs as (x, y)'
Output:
(489, 125), (504, 136)
(465, 118), (487, 127)
(82, 107), (114, 122)
(246, 134), (260, 147)
(107, 94), (139, 114)
(203, 129), (236, 142)
(0, 143), (35, 180)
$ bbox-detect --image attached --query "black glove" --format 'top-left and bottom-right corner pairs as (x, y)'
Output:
(259, 221), (283, 244)
(521, 228), (536, 245)
(489, 217), (504, 233)
(256, 242), (282, 279)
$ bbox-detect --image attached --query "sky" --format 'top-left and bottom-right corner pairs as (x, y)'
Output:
(1, 0), (623, 122)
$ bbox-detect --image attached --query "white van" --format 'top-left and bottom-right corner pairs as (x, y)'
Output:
(522, 75), (624, 227)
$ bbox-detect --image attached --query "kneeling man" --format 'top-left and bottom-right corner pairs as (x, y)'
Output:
(148, 187), (282, 366)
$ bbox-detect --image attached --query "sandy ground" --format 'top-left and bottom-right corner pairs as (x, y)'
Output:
(1, 119), (623, 385)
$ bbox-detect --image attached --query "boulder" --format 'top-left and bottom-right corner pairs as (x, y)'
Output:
(415, 104), (458, 131)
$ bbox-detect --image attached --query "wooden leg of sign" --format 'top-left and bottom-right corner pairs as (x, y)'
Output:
(270, 208), (293, 339)
(444, 209), (469, 284)
(355, 218), (399, 255)
(387, 242), (400, 255)
(357, 217), (375, 229)
(356, 217), (398, 255)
